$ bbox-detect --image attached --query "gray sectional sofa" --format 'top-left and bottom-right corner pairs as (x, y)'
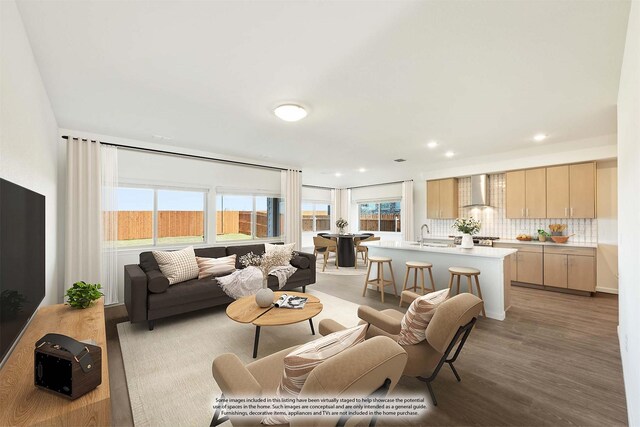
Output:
(124, 243), (316, 330)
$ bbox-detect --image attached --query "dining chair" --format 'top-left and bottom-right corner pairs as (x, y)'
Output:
(313, 236), (339, 272)
(355, 236), (380, 268)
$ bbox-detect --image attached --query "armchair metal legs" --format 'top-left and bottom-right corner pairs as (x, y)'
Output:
(416, 317), (477, 406)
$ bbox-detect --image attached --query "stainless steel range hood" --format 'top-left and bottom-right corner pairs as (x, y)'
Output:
(464, 174), (490, 207)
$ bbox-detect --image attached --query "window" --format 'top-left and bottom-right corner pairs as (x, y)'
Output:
(216, 194), (283, 241)
(116, 186), (206, 247)
(358, 201), (401, 232)
(302, 202), (331, 232)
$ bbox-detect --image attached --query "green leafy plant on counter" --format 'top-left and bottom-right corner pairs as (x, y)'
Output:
(65, 281), (103, 309)
(537, 229), (551, 237)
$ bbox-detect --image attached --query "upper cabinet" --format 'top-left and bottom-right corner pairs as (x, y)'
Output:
(546, 162), (595, 219)
(505, 168), (546, 218)
(426, 178), (458, 219)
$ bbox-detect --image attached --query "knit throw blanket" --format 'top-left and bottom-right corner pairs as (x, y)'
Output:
(216, 265), (297, 300)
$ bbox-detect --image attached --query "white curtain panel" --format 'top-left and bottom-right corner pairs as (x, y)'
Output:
(330, 188), (339, 233)
(402, 180), (415, 242)
(65, 139), (102, 295)
(65, 139), (119, 304)
(341, 189), (351, 232)
(101, 145), (119, 304)
(281, 169), (302, 251)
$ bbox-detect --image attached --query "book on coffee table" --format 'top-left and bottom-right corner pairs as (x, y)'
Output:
(274, 294), (308, 309)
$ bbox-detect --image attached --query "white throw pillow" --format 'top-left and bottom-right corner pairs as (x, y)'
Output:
(264, 243), (295, 266)
(397, 288), (449, 345)
(196, 255), (236, 279)
(262, 324), (367, 425)
(152, 246), (199, 285)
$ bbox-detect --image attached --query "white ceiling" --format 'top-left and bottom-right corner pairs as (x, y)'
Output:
(17, 0), (630, 186)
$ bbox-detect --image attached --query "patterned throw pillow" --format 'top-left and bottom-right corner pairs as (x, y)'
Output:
(264, 243), (295, 266)
(196, 255), (236, 279)
(262, 324), (367, 425)
(152, 246), (199, 285)
(397, 288), (450, 345)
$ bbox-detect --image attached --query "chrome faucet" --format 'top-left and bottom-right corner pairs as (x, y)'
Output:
(420, 224), (430, 246)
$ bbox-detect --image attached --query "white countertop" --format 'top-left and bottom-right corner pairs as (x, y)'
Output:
(495, 239), (598, 248)
(362, 240), (517, 259)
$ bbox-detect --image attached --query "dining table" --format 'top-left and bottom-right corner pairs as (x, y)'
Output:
(323, 234), (370, 267)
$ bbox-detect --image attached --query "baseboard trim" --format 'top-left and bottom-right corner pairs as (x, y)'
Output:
(596, 286), (618, 294)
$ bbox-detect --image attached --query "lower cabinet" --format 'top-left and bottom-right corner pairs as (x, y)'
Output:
(495, 243), (597, 293)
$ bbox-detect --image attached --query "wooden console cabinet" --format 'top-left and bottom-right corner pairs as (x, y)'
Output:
(0, 298), (110, 426)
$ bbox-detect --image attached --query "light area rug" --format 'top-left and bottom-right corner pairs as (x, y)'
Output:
(117, 289), (363, 427)
(316, 258), (368, 276)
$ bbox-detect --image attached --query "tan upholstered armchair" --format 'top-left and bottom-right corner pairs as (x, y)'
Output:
(319, 292), (483, 406)
(211, 336), (408, 427)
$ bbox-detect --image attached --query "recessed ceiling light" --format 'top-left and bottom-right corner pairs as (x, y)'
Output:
(274, 104), (307, 122)
(445, 151), (455, 158)
(358, 167), (366, 173)
(151, 134), (173, 141)
(335, 172), (342, 177)
(427, 141), (439, 149)
(533, 133), (547, 142)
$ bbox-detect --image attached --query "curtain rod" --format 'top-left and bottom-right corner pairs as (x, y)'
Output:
(347, 179), (412, 190)
(302, 184), (333, 190)
(61, 135), (291, 172)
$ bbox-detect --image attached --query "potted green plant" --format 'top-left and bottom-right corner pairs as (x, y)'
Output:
(537, 229), (550, 242)
(452, 218), (481, 249)
(65, 281), (103, 309)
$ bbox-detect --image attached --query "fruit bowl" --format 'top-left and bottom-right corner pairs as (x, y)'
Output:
(516, 235), (532, 241)
(551, 236), (570, 244)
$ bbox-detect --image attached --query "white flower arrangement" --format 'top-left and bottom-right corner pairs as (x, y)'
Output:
(452, 217), (481, 235)
(239, 251), (292, 278)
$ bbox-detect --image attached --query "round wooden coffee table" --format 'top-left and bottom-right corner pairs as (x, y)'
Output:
(226, 291), (323, 358)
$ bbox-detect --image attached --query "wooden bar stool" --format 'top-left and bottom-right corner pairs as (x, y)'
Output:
(399, 261), (436, 307)
(363, 256), (398, 303)
(447, 267), (486, 317)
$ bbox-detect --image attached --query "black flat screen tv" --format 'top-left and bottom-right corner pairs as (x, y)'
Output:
(0, 178), (45, 366)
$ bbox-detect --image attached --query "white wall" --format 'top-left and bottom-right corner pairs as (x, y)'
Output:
(0, 0), (61, 305)
(617, 1), (640, 425)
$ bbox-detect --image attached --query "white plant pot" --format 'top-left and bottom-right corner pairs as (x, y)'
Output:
(460, 234), (474, 249)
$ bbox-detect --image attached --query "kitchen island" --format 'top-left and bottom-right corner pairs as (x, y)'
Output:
(362, 240), (517, 320)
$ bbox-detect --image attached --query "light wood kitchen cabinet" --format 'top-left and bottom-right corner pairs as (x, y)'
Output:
(516, 251), (543, 285)
(546, 162), (595, 219)
(543, 246), (596, 292)
(426, 178), (458, 219)
(505, 168), (546, 218)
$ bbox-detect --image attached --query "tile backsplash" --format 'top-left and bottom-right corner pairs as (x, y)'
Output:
(425, 174), (597, 243)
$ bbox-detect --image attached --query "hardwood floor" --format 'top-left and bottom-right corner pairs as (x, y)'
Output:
(105, 271), (627, 426)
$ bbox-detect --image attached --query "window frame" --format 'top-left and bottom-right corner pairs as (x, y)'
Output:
(357, 199), (402, 233)
(215, 191), (284, 242)
(301, 200), (332, 233)
(116, 183), (208, 248)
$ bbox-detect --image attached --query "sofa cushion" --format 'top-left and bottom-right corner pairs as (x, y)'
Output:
(152, 246), (199, 285)
(146, 269), (170, 293)
(147, 277), (227, 311)
(226, 244), (265, 268)
(194, 246), (228, 258)
(265, 243), (295, 266)
(139, 251), (160, 273)
(290, 255), (310, 269)
(196, 255), (236, 279)
(397, 288), (449, 346)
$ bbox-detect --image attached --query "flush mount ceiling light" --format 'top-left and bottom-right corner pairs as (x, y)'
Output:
(335, 172), (342, 177)
(358, 167), (366, 173)
(445, 151), (455, 158)
(274, 104), (307, 122)
(427, 141), (439, 148)
(533, 133), (547, 142)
